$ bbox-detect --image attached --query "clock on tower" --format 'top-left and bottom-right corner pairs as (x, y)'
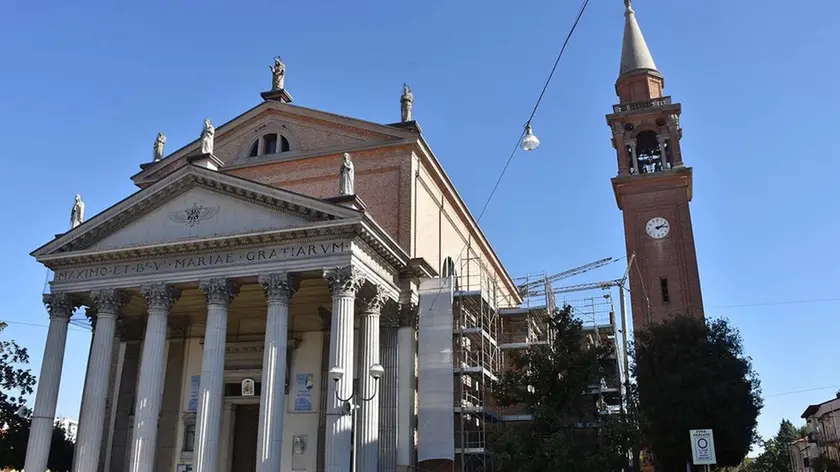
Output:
(607, 0), (704, 329)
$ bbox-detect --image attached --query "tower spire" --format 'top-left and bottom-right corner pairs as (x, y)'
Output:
(616, 0), (663, 103)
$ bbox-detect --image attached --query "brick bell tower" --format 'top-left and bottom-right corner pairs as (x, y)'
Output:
(607, 0), (704, 329)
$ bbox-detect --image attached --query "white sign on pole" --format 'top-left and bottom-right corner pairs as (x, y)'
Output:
(690, 429), (717, 465)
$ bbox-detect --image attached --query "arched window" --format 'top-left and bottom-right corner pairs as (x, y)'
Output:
(441, 257), (457, 278)
(246, 133), (291, 158)
(631, 130), (669, 174)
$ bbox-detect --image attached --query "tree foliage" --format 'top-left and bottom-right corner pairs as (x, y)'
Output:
(47, 423), (75, 472)
(0, 320), (75, 471)
(634, 315), (763, 471)
(752, 419), (805, 472)
(0, 319), (37, 467)
(490, 306), (639, 472)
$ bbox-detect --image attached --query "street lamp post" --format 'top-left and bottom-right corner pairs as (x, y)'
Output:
(329, 363), (385, 472)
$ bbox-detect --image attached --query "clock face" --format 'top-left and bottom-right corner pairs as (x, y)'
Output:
(645, 217), (670, 239)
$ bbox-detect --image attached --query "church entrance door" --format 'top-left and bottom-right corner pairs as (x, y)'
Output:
(231, 404), (259, 471)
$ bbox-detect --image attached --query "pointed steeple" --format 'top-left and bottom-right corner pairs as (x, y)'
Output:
(615, 0), (664, 103)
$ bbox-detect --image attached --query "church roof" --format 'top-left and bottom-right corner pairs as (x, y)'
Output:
(131, 100), (419, 186)
(618, 1), (661, 80)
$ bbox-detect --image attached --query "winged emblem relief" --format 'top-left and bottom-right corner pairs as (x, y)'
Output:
(167, 203), (220, 227)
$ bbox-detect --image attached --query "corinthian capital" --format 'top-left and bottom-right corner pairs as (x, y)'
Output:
(199, 278), (238, 306)
(90, 288), (127, 316)
(398, 302), (418, 329)
(43, 292), (76, 320)
(140, 283), (181, 311)
(360, 284), (387, 315)
(323, 266), (365, 297)
(259, 273), (295, 304)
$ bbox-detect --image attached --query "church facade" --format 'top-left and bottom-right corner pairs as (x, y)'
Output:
(26, 59), (520, 472)
(22, 2), (703, 471)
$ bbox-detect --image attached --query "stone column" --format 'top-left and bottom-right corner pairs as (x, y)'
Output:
(218, 402), (235, 471)
(667, 113), (684, 167)
(194, 278), (238, 472)
(72, 289), (125, 472)
(357, 286), (387, 472)
(128, 283), (180, 472)
(396, 302), (418, 471)
(323, 266), (366, 472)
(657, 135), (669, 170)
(23, 293), (75, 472)
(627, 138), (639, 175)
(256, 273), (295, 472)
(612, 123), (630, 176)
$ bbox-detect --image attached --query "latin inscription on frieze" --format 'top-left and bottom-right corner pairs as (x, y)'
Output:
(54, 240), (349, 283)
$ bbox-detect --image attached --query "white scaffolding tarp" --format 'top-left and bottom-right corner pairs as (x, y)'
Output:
(417, 277), (455, 463)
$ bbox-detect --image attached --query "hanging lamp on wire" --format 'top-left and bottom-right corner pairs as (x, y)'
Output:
(520, 123), (540, 151)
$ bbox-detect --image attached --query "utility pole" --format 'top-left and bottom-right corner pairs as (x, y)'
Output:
(620, 254), (635, 396)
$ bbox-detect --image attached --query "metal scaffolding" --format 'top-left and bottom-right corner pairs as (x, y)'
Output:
(560, 292), (625, 417)
(446, 256), (632, 471)
(452, 253), (501, 472)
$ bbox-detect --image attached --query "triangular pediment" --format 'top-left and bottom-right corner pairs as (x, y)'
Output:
(34, 165), (363, 258)
(133, 101), (418, 185)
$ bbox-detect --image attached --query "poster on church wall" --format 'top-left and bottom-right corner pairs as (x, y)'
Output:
(294, 373), (314, 412)
(188, 375), (200, 412)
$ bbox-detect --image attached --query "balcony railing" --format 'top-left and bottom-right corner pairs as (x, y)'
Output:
(613, 96), (672, 113)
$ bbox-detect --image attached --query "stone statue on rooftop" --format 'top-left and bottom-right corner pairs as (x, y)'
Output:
(153, 132), (166, 162)
(270, 57), (286, 91)
(339, 153), (355, 195)
(70, 194), (85, 229)
(200, 118), (215, 155)
(400, 83), (414, 122)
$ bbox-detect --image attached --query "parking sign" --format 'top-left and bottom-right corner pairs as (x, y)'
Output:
(690, 429), (717, 465)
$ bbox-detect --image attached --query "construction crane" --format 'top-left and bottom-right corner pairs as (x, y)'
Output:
(554, 279), (622, 294)
(553, 254), (633, 296)
(518, 257), (614, 297)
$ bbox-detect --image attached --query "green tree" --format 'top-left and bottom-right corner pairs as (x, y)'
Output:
(0, 320), (37, 468)
(490, 306), (640, 472)
(720, 456), (758, 472)
(47, 423), (75, 472)
(753, 419), (807, 472)
(0, 320), (75, 471)
(634, 315), (763, 471)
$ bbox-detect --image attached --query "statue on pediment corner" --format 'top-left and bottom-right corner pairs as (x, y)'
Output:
(401, 83), (414, 122)
(200, 118), (215, 155)
(153, 132), (166, 162)
(70, 194), (85, 229)
(339, 153), (355, 195)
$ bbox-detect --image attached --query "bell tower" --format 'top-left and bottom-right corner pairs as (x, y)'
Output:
(607, 0), (704, 329)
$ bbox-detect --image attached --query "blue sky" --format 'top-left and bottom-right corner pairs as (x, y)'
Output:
(1, 0), (838, 443)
